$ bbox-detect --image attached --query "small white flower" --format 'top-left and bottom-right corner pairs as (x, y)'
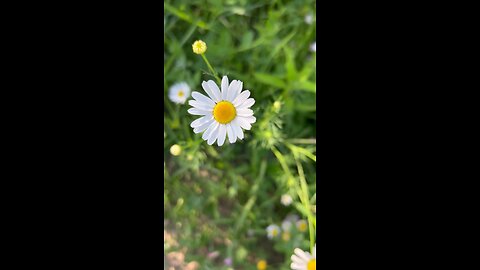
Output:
(281, 194), (293, 206)
(310, 42), (316, 52)
(168, 82), (191, 104)
(304, 14), (313, 25)
(266, 224), (281, 239)
(188, 76), (256, 146)
(281, 220), (293, 231)
(291, 245), (316, 270)
(285, 214), (299, 223)
(296, 219), (308, 232)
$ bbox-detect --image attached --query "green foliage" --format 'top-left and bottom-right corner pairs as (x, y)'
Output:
(164, 0), (316, 269)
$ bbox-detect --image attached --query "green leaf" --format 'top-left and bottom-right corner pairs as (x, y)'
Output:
(296, 80), (316, 93)
(254, 73), (286, 89)
(269, 31), (296, 59)
(284, 47), (297, 82)
(293, 202), (309, 217)
(164, 3), (210, 29)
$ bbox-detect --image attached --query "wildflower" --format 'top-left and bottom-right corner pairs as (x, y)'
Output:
(207, 251), (219, 260)
(273, 100), (282, 112)
(310, 42), (316, 52)
(266, 224), (281, 239)
(224, 257), (232, 266)
(285, 214), (299, 223)
(281, 194), (293, 206)
(257, 259), (267, 270)
(282, 220), (293, 231)
(170, 144), (182, 156)
(192, 40), (207, 54)
(188, 75), (256, 146)
(291, 245), (316, 270)
(296, 220), (308, 232)
(304, 14), (313, 25)
(168, 82), (191, 104)
(282, 231), (291, 241)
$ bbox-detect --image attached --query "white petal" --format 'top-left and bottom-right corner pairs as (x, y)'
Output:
(201, 81), (220, 102)
(235, 81), (243, 98)
(221, 76), (229, 100)
(237, 98), (255, 109)
(190, 115), (214, 128)
(291, 254), (306, 264)
(217, 124), (226, 146)
(226, 123), (236, 144)
(232, 90), (250, 107)
(192, 92), (215, 107)
(231, 119), (244, 139)
(226, 80), (239, 101)
(294, 248), (312, 261)
(242, 116), (256, 124)
(188, 108), (211, 116)
(193, 119), (213, 134)
(202, 122), (219, 140)
(207, 80), (222, 102)
(291, 262), (306, 270)
(188, 100), (214, 111)
(235, 117), (252, 130)
(207, 126), (220, 145)
(236, 108), (253, 117)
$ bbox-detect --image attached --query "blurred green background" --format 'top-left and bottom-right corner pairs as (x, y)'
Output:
(164, 0), (316, 269)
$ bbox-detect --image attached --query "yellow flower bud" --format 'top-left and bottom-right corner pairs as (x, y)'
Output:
(170, 144), (182, 156)
(192, 40), (207, 54)
(273, 101), (281, 110)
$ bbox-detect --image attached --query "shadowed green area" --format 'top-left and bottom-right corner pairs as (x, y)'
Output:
(164, 0), (316, 269)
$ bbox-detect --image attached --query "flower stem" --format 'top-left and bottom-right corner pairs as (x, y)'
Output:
(200, 53), (221, 84)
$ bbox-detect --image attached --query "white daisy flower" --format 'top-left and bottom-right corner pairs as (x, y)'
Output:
(281, 220), (293, 231)
(291, 245), (316, 270)
(281, 194), (293, 206)
(285, 214), (299, 223)
(188, 76), (256, 146)
(168, 82), (191, 104)
(310, 42), (316, 52)
(296, 219), (308, 232)
(266, 224), (281, 239)
(304, 14), (313, 25)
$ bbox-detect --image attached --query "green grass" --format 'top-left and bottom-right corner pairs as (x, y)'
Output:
(164, 0), (316, 269)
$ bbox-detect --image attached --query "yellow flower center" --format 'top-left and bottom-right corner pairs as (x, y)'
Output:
(213, 101), (236, 124)
(257, 260), (267, 270)
(178, 90), (184, 97)
(307, 259), (316, 270)
(298, 222), (307, 232)
(272, 228), (278, 237)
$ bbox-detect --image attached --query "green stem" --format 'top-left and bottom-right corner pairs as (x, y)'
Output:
(200, 53), (221, 84)
(308, 215), (315, 254)
(273, 145), (316, 252)
(294, 153), (315, 253)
